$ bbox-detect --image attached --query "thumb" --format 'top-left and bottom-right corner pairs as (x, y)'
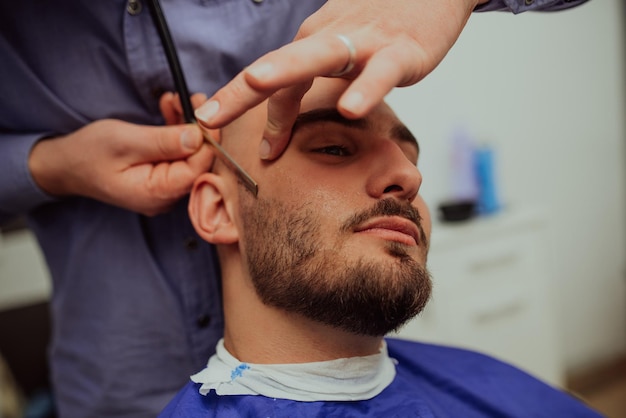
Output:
(127, 123), (203, 162)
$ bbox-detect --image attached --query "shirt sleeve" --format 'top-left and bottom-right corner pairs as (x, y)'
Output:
(0, 132), (57, 216)
(475, 0), (590, 13)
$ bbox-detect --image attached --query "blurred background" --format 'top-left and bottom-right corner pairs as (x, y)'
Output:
(1, 0), (624, 417)
(390, 0), (626, 416)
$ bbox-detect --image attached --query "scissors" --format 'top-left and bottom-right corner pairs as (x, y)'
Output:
(147, 0), (259, 197)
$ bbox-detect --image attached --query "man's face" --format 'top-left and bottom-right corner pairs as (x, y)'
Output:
(222, 79), (432, 336)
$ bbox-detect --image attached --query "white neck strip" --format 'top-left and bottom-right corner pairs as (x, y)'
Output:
(191, 339), (397, 402)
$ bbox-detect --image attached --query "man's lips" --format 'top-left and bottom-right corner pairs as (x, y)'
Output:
(353, 216), (421, 246)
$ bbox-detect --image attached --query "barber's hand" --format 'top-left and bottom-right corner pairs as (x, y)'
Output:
(29, 94), (212, 216)
(159, 92), (208, 125)
(195, 0), (487, 160)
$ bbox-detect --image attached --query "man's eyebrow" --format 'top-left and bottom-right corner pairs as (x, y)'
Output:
(292, 107), (419, 153)
(292, 108), (369, 132)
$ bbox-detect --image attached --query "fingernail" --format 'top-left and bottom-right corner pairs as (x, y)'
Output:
(259, 138), (271, 159)
(195, 100), (219, 122)
(342, 91), (365, 115)
(247, 63), (274, 81)
(181, 128), (199, 151)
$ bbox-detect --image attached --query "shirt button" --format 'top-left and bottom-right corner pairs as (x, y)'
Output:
(127, 0), (142, 15)
(524, 0), (534, 5)
(251, 0), (263, 4)
(196, 314), (211, 328)
(184, 237), (199, 251)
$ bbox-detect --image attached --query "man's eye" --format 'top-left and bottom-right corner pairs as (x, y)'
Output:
(313, 145), (350, 157)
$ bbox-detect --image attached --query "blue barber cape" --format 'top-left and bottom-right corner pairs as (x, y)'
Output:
(159, 338), (600, 417)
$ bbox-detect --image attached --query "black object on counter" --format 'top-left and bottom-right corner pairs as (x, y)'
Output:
(438, 200), (476, 223)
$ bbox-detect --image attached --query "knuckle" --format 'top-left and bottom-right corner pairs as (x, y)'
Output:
(265, 117), (284, 135)
(156, 130), (178, 157)
(146, 180), (170, 202)
(228, 79), (252, 100)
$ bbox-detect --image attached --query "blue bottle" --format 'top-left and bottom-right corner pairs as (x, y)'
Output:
(474, 145), (501, 215)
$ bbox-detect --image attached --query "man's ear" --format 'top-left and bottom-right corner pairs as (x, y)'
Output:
(188, 173), (238, 245)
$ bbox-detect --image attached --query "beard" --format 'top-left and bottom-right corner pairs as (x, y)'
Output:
(240, 195), (432, 337)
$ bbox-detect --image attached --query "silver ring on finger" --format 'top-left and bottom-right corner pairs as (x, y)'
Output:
(330, 34), (357, 77)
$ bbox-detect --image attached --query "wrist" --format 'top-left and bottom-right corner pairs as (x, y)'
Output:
(29, 136), (72, 197)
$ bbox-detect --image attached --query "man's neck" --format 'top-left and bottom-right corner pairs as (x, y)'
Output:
(220, 256), (383, 364)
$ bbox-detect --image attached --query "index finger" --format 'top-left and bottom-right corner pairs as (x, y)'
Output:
(194, 34), (359, 129)
(194, 70), (275, 129)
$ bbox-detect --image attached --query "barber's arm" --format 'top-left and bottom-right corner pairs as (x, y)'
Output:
(194, 0), (590, 160)
(0, 94), (212, 218)
(0, 133), (57, 225)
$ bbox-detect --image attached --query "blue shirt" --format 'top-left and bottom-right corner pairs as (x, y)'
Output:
(0, 1), (324, 417)
(160, 338), (601, 417)
(475, 0), (589, 13)
(0, 0), (589, 417)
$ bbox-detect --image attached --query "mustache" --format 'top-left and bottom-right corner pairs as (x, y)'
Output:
(341, 198), (428, 247)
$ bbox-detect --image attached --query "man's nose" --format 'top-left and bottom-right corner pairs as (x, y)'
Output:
(365, 141), (422, 202)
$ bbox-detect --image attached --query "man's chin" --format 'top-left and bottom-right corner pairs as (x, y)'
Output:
(383, 241), (426, 264)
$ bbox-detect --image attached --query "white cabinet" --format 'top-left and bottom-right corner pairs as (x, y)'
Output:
(395, 208), (565, 387)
